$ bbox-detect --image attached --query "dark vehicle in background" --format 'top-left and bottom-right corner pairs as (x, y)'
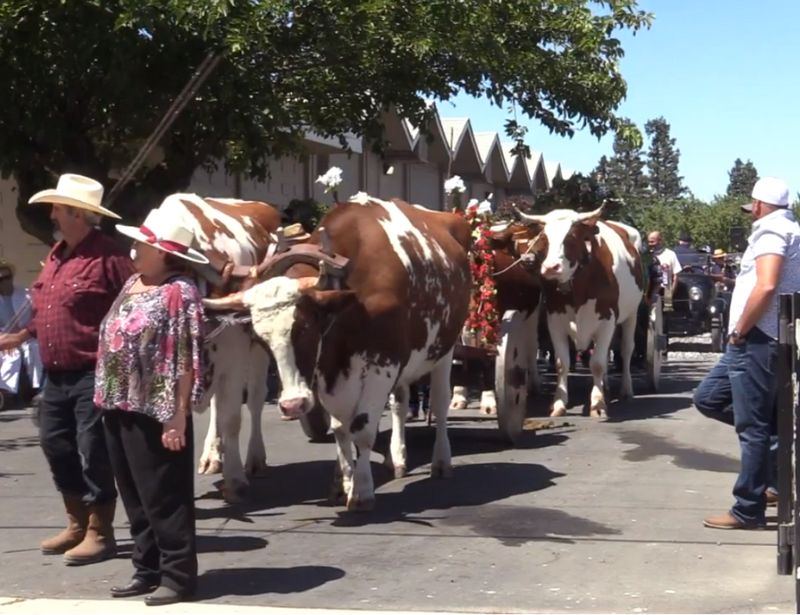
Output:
(668, 251), (737, 352)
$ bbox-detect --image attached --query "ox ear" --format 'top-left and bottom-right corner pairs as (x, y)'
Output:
(300, 288), (358, 315)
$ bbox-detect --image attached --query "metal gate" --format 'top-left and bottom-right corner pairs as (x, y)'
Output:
(777, 293), (800, 611)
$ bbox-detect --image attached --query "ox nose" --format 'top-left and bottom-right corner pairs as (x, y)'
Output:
(278, 397), (309, 418)
(542, 261), (562, 279)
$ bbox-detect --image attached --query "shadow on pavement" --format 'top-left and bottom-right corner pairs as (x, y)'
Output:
(616, 428), (739, 473)
(197, 534), (269, 553)
(0, 435), (39, 452)
(197, 565), (345, 599)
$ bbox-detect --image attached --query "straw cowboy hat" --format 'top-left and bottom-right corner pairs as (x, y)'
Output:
(712, 248), (726, 258)
(115, 208), (209, 264)
(28, 173), (121, 219)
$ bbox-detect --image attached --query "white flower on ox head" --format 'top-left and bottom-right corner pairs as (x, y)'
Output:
(315, 166), (343, 193)
(444, 175), (466, 195)
(477, 193), (493, 216)
(466, 198), (480, 211)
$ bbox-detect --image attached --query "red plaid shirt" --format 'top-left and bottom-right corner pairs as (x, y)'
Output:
(27, 229), (135, 371)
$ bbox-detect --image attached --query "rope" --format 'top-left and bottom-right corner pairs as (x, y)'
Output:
(104, 51), (223, 208)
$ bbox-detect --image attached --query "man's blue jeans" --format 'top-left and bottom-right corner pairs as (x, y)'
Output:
(693, 327), (777, 525)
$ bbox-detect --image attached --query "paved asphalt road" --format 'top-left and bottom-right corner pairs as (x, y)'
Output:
(0, 337), (795, 614)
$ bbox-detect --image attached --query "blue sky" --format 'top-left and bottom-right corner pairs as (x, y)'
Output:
(444, 1), (800, 201)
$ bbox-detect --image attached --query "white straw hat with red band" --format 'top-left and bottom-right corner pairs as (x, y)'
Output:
(115, 208), (209, 264)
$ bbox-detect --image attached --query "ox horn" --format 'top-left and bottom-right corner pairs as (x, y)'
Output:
(203, 291), (246, 312)
(513, 206), (547, 225)
(575, 203), (606, 223)
(319, 226), (334, 256)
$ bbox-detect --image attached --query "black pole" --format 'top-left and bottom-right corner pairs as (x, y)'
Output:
(776, 293), (793, 575)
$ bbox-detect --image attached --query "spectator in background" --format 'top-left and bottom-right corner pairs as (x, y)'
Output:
(647, 231), (682, 297)
(694, 177), (800, 530)
(674, 231), (699, 267)
(0, 259), (43, 404)
(0, 174), (134, 564)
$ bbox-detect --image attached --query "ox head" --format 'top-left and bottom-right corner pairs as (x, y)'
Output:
(514, 205), (604, 285)
(204, 274), (357, 419)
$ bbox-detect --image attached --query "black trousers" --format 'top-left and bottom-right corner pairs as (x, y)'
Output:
(103, 410), (197, 594)
(38, 368), (117, 504)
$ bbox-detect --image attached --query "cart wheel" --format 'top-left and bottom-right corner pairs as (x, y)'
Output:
(710, 324), (723, 353)
(299, 403), (331, 442)
(646, 296), (664, 393)
(495, 310), (529, 445)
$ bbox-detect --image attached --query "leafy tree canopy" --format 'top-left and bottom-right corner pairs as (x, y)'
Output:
(726, 158), (759, 199)
(0, 0), (651, 242)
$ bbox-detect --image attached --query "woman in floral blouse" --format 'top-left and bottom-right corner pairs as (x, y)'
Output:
(95, 208), (207, 606)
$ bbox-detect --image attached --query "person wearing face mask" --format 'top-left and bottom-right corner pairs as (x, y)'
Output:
(0, 174), (134, 564)
(646, 230), (682, 298)
(694, 177), (800, 530)
(96, 208), (207, 605)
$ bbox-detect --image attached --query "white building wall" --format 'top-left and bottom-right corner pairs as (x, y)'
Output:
(0, 178), (50, 288)
(408, 164), (442, 210)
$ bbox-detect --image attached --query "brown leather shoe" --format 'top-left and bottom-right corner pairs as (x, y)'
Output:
(767, 491), (778, 507)
(703, 511), (765, 530)
(63, 500), (117, 566)
(41, 495), (88, 555)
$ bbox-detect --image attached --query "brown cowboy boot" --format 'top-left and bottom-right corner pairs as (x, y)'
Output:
(63, 500), (117, 566)
(41, 495), (88, 555)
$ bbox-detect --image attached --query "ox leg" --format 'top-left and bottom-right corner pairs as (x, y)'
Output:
(329, 416), (352, 506)
(217, 372), (249, 502)
(589, 326), (615, 418)
(348, 412), (380, 512)
(450, 385), (468, 410)
(430, 350), (454, 479)
(244, 344), (270, 477)
(549, 318), (572, 417)
(198, 398), (223, 475)
(526, 305), (543, 394)
(388, 385), (409, 478)
(619, 316), (637, 400)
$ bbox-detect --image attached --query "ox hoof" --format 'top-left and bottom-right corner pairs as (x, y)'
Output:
(346, 496), (376, 512)
(245, 458), (269, 478)
(328, 485), (347, 506)
(430, 462), (453, 479)
(480, 404), (497, 416)
(198, 458), (223, 475)
(589, 405), (608, 419)
(549, 405), (566, 417)
(221, 480), (249, 504)
(393, 465), (407, 479)
(450, 400), (467, 410)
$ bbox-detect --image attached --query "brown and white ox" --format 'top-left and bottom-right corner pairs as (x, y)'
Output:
(158, 193), (279, 499)
(516, 205), (644, 418)
(206, 194), (471, 510)
(450, 222), (543, 414)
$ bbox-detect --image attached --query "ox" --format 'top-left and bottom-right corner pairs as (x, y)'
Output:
(450, 222), (543, 414)
(158, 194), (279, 499)
(206, 194), (471, 510)
(516, 205), (643, 418)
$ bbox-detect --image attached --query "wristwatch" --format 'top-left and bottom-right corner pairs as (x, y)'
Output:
(729, 329), (744, 344)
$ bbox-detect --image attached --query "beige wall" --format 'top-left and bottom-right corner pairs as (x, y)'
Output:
(0, 178), (50, 288)
(408, 163), (443, 210)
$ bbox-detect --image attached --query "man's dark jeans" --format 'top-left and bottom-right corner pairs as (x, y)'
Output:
(38, 368), (117, 505)
(693, 327), (777, 525)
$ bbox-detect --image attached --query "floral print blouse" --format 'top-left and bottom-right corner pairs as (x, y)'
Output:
(94, 275), (205, 423)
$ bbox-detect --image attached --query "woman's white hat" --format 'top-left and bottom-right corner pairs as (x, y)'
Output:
(115, 208), (209, 264)
(28, 173), (121, 219)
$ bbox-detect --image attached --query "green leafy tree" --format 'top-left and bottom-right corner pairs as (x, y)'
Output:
(726, 158), (759, 199)
(0, 0), (651, 243)
(644, 116), (685, 200)
(603, 120), (649, 205)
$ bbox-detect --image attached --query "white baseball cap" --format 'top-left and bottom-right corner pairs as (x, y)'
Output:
(741, 176), (790, 212)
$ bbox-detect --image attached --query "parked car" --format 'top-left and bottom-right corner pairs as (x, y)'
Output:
(668, 251), (731, 351)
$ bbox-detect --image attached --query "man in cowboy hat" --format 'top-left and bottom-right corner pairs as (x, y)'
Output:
(694, 176), (800, 530)
(0, 174), (134, 564)
(709, 248), (736, 290)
